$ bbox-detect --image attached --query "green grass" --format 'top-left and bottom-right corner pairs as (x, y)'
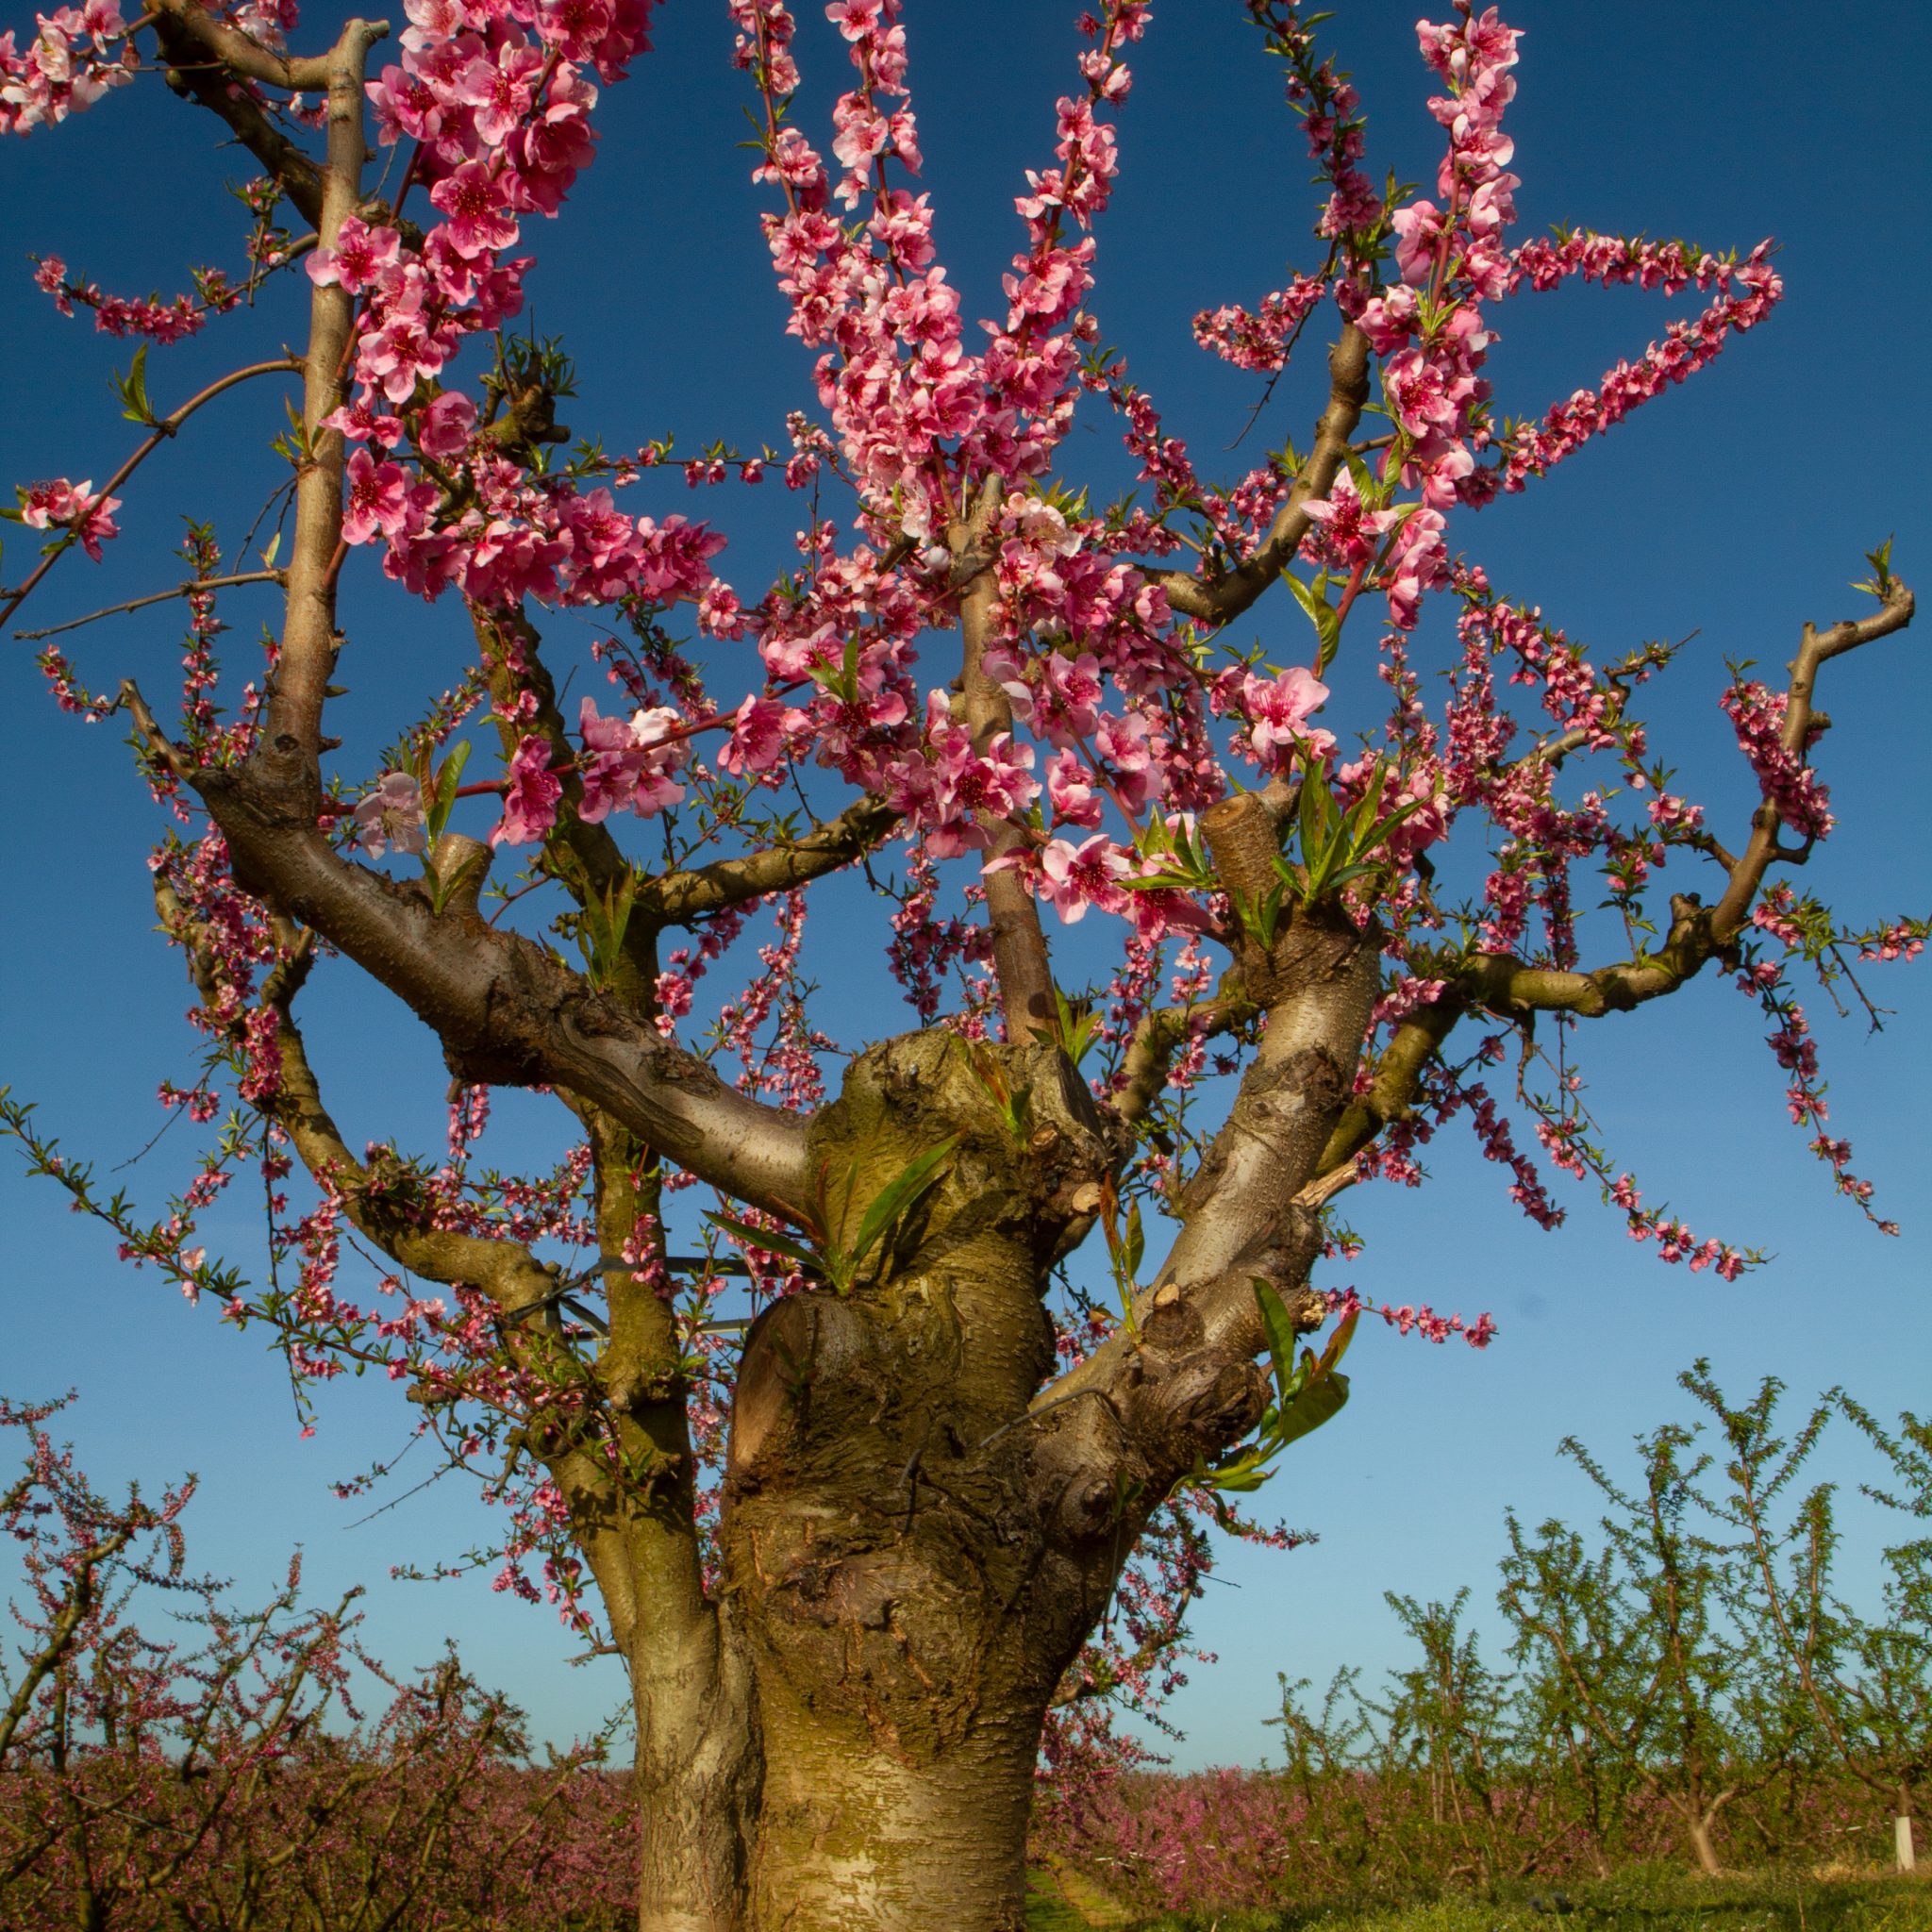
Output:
(1026, 1867), (1098, 1931)
(1026, 1866), (1932, 1932)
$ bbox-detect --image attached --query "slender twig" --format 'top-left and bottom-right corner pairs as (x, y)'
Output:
(0, 359), (301, 631)
(15, 571), (285, 641)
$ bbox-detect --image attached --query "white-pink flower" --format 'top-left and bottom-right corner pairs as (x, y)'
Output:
(1037, 834), (1130, 924)
(1242, 665), (1332, 761)
(353, 771), (427, 858)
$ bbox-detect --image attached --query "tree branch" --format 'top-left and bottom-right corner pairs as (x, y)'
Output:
(0, 361), (300, 633)
(256, 15), (388, 790)
(148, 0), (384, 92)
(1159, 325), (1371, 627)
(14, 572), (283, 642)
(637, 795), (900, 926)
(954, 482), (1057, 1039)
(187, 749), (818, 1219)
(155, 14), (327, 228)
(1037, 860), (1382, 1488)
(1452, 578), (1915, 1023)
(1312, 994), (1464, 1178)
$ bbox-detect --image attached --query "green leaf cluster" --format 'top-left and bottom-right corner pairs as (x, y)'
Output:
(706, 1139), (957, 1296)
(1204, 1285), (1356, 1497)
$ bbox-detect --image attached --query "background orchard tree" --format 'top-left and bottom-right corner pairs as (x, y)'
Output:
(1, 1), (1924, 1928)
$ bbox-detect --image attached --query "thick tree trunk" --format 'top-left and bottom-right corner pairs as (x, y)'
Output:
(745, 1691), (1041, 1930)
(708, 1032), (1125, 1932)
(632, 998), (1356, 1930)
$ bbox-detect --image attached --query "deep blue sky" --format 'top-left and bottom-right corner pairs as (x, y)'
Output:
(3, 2), (1928, 1767)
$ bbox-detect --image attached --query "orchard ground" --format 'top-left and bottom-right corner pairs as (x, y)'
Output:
(1024, 1863), (1931, 1932)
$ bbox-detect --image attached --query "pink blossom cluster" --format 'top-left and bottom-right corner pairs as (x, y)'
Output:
(31, 639), (116, 718)
(1243, 1), (1379, 243)
(716, 892), (838, 1110)
(1511, 228), (1773, 298)
(314, 0), (690, 616)
(32, 250), (242, 341)
(736, 0), (1139, 543)
(1858, 921), (1924, 964)
(1191, 274), (1327, 374)
(1500, 247), (1780, 490)
(886, 849), (991, 1021)
(655, 903), (752, 1033)
(1732, 942), (1896, 1235)
(0, 0), (126, 134)
(1606, 1172), (1750, 1277)
(1722, 673), (1832, 840)
(1320, 1285), (1496, 1348)
(12, 473), (119, 558)
(1328, 8), (1523, 629)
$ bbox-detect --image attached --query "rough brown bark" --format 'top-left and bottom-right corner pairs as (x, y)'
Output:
(717, 1033), (1121, 1929)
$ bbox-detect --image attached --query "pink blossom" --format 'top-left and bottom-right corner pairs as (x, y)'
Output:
(491, 735), (561, 846)
(341, 448), (410, 545)
(417, 390), (477, 458)
(306, 215), (401, 294)
(1037, 833), (1130, 924)
(353, 772), (428, 857)
(454, 41), (542, 146)
(1301, 468), (1399, 567)
(1045, 747), (1104, 828)
(18, 475), (120, 558)
(1241, 665), (1332, 762)
(720, 693), (805, 775)
(429, 160), (521, 260)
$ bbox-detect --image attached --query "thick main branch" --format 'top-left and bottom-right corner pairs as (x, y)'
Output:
(192, 768), (817, 1218)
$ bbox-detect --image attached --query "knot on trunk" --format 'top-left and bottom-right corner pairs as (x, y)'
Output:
(808, 1029), (1122, 1269)
(726, 1293), (882, 1489)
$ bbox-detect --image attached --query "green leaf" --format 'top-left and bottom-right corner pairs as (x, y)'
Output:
(425, 739), (473, 844)
(704, 1211), (821, 1277)
(1282, 570), (1342, 673)
(1852, 534), (1896, 600)
(1253, 1278), (1303, 1406)
(1297, 759), (1334, 862)
(113, 343), (155, 425)
(1309, 1306), (1360, 1383)
(1054, 987), (1103, 1068)
(1209, 1458), (1271, 1493)
(848, 1138), (957, 1276)
(1274, 1369), (1351, 1448)
(1341, 760), (1390, 846)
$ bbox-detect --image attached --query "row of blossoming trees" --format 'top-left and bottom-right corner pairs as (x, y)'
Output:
(8, 1366), (1922, 1926)
(1033, 1365), (1931, 1916)
(0, 0), (1924, 1924)
(0, 1394), (639, 1930)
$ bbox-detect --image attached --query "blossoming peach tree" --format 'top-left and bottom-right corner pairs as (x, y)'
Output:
(1, 0), (1922, 1924)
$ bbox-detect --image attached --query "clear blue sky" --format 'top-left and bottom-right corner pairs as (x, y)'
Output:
(3, 2), (1927, 1767)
